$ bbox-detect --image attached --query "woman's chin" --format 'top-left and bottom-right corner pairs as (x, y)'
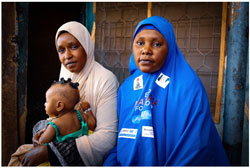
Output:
(139, 67), (154, 73)
(138, 65), (161, 73)
(64, 65), (83, 73)
(65, 66), (78, 73)
(68, 68), (82, 74)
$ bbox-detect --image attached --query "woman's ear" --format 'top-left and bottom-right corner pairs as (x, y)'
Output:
(56, 100), (64, 111)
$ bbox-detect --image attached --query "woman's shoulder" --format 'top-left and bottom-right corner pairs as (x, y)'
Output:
(92, 62), (118, 82)
(118, 73), (138, 92)
(89, 62), (119, 91)
(175, 61), (203, 87)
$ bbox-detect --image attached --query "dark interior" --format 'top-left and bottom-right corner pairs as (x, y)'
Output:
(26, 2), (84, 143)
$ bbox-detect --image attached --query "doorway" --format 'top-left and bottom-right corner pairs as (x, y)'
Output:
(26, 2), (85, 143)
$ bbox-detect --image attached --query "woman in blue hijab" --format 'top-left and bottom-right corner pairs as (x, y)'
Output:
(104, 16), (230, 166)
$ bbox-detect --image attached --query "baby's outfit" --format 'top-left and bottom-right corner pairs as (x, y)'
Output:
(8, 110), (88, 166)
(48, 110), (88, 142)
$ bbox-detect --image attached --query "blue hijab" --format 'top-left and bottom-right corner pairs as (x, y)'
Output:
(104, 16), (230, 166)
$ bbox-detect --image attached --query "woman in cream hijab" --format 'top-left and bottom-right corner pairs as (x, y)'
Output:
(21, 21), (119, 166)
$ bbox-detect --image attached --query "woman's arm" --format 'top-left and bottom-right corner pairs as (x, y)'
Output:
(21, 145), (48, 166)
(75, 71), (119, 165)
(103, 86), (122, 166)
(21, 125), (55, 166)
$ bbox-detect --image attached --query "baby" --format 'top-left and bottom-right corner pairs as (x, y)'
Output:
(8, 78), (96, 166)
(34, 78), (96, 145)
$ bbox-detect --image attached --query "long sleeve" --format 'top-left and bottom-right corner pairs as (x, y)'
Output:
(103, 87), (122, 166)
(75, 63), (119, 165)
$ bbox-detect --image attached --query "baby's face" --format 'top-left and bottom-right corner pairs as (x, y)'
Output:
(44, 88), (57, 117)
(133, 29), (168, 73)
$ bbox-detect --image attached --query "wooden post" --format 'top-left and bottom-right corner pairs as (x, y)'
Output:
(214, 2), (228, 123)
(91, 2), (96, 43)
(147, 2), (152, 18)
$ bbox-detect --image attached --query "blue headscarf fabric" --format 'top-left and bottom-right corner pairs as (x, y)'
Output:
(104, 16), (230, 166)
(133, 24), (159, 39)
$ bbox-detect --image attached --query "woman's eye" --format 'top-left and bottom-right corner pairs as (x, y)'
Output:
(153, 42), (162, 48)
(58, 48), (65, 53)
(71, 45), (78, 50)
(136, 41), (144, 46)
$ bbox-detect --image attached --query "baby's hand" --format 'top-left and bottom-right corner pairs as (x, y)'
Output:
(33, 129), (45, 146)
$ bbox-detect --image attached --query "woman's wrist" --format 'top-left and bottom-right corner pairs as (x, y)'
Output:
(83, 107), (92, 114)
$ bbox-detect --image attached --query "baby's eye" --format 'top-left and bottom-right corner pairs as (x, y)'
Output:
(153, 42), (162, 48)
(136, 41), (144, 46)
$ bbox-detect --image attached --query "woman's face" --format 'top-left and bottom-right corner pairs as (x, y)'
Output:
(133, 29), (168, 73)
(56, 32), (87, 73)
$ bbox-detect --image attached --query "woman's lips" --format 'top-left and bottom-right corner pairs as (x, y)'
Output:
(66, 61), (77, 68)
(139, 59), (154, 65)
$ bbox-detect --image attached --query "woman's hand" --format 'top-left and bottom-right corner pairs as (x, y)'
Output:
(21, 145), (48, 166)
(80, 101), (96, 131)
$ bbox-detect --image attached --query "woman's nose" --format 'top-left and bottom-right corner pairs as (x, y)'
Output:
(142, 44), (152, 55)
(65, 49), (73, 59)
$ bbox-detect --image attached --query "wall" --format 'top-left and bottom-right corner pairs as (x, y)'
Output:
(94, 2), (222, 117)
(2, 2), (19, 166)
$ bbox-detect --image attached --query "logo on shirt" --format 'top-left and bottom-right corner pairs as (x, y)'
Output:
(155, 73), (170, 88)
(118, 128), (138, 139)
(142, 126), (154, 138)
(134, 75), (143, 90)
(132, 89), (158, 124)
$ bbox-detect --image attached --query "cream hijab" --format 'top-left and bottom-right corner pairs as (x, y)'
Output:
(55, 21), (95, 109)
(55, 22), (118, 165)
